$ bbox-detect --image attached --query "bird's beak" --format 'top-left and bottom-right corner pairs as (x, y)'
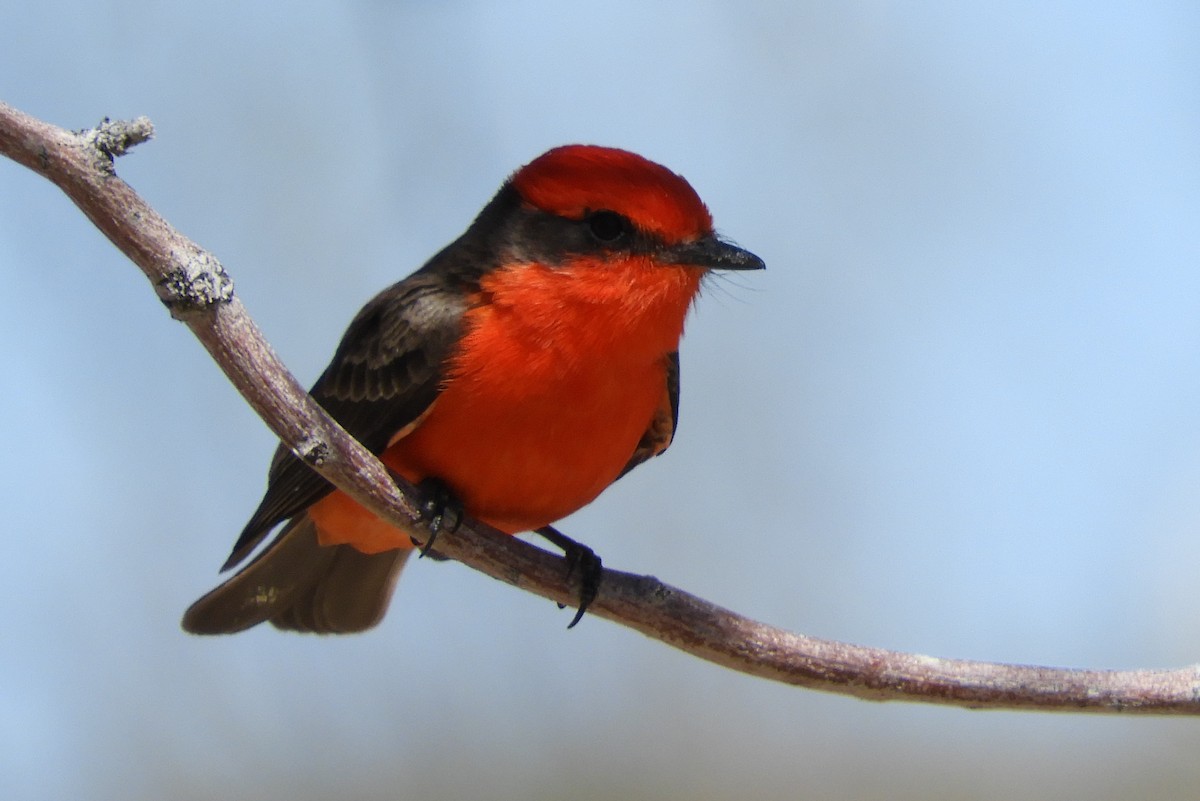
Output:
(664, 235), (765, 271)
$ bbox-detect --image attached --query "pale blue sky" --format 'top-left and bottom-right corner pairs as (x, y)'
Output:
(3, 3), (1200, 800)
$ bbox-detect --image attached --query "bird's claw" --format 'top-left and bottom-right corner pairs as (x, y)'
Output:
(413, 477), (463, 558)
(536, 525), (603, 628)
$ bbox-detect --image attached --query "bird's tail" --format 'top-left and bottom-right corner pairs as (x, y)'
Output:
(181, 515), (411, 635)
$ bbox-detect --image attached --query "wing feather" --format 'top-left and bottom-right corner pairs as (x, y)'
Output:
(222, 273), (469, 568)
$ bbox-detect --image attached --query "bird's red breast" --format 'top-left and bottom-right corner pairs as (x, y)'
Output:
(309, 252), (702, 551)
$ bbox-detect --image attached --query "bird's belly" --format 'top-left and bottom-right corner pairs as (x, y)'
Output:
(309, 361), (664, 553)
(387, 362), (662, 531)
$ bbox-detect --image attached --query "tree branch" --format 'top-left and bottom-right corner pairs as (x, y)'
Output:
(3, 99), (1197, 714)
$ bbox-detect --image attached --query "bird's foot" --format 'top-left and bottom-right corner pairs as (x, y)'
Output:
(535, 524), (603, 628)
(412, 477), (462, 559)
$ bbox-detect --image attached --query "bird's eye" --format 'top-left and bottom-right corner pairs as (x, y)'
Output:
(586, 210), (631, 243)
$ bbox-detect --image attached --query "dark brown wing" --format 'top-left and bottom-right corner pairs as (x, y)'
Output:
(215, 183), (530, 571)
(221, 272), (471, 570)
(617, 351), (680, 479)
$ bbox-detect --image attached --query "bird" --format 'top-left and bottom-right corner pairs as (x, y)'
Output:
(182, 144), (764, 635)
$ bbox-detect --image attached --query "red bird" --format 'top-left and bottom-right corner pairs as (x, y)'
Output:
(183, 145), (763, 634)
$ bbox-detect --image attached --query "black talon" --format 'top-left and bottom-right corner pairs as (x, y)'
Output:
(535, 525), (603, 628)
(414, 477), (463, 558)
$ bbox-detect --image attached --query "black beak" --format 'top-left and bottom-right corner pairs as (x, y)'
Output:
(663, 234), (765, 271)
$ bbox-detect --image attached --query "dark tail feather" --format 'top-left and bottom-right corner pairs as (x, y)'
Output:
(182, 516), (411, 635)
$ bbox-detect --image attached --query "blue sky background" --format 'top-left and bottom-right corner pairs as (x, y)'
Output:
(3, 2), (1200, 800)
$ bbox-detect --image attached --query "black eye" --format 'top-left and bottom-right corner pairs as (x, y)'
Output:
(586, 210), (631, 243)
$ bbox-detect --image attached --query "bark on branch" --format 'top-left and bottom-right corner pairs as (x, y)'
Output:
(3, 99), (1197, 714)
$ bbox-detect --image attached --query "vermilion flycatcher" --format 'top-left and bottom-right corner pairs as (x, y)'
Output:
(183, 145), (763, 634)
